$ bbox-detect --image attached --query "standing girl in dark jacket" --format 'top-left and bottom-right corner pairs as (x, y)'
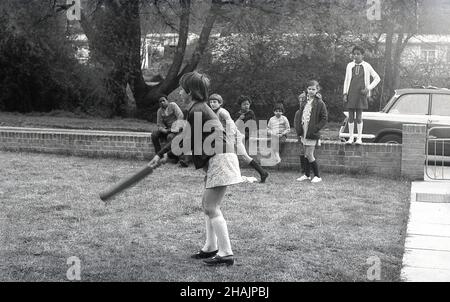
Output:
(149, 72), (241, 266)
(294, 80), (328, 183)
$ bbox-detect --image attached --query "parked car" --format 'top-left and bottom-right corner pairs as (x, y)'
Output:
(339, 87), (450, 157)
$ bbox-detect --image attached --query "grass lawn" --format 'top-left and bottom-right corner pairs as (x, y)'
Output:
(0, 111), (157, 132)
(0, 151), (410, 282)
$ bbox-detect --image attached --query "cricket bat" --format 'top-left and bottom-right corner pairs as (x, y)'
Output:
(99, 163), (159, 202)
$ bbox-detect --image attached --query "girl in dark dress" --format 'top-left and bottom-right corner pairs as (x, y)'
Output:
(343, 46), (381, 144)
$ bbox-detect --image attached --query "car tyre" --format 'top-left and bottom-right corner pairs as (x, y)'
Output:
(378, 134), (402, 144)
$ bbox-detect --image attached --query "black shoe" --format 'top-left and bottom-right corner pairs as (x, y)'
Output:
(260, 171), (269, 183)
(248, 160), (269, 183)
(203, 255), (234, 266)
(179, 160), (189, 168)
(191, 250), (218, 259)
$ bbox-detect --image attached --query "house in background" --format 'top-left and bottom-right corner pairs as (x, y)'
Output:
(401, 35), (450, 64)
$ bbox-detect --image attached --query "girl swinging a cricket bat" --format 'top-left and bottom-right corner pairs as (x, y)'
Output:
(149, 71), (241, 266)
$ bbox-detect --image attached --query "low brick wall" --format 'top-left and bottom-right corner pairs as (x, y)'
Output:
(0, 127), (154, 160)
(0, 126), (405, 177)
(401, 124), (427, 180)
(254, 138), (402, 176)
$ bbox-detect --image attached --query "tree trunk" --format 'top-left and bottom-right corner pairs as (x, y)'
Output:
(135, 0), (220, 120)
(81, 0), (144, 117)
(80, 0), (220, 120)
(381, 24), (394, 108)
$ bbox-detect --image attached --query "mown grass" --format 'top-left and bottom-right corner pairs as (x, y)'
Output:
(0, 111), (157, 132)
(0, 151), (410, 281)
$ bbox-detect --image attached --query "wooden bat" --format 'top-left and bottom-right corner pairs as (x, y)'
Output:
(99, 163), (159, 202)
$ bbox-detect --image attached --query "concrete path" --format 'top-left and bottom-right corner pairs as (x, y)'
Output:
(401, 180), (450, 282)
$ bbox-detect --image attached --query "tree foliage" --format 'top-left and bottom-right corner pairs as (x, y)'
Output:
(0, 0), (112, 115)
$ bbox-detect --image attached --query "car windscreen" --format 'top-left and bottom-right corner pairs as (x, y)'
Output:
(388, 94), (429, 115)
(382, 94), (399, 113)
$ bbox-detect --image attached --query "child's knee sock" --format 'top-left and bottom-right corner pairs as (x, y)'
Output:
(202, 216), (217, 252)
(210, 214), (233, 257)
(310, 161), (320, 178)
(300, 155), (306, 174)
(348, 122), (354, 141)
(304, 158), (311, 177)
(357, 122), (363, 140)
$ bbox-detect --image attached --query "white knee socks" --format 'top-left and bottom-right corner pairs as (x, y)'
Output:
(202, 216), (218, 252)
(210, 215), (233, 257)
(347, 122), (354, 143)
(356, 122), (363, 144)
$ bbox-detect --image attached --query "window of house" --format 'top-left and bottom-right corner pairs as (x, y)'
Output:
(389, 94), (429, 115)
(421, 47), (437, 63)
(431, 94), (450, 116)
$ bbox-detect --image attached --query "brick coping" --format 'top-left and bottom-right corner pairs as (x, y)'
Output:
(0, 126), (403, 148)
(0, 126), (151, 137)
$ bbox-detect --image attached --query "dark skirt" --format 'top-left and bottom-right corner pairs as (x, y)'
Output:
(345, 67), (368, 110)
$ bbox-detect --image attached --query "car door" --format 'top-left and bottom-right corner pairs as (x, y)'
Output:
(429, 93), (450, 157)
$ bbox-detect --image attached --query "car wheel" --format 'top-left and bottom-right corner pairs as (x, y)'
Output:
(378, 134), (402, 144)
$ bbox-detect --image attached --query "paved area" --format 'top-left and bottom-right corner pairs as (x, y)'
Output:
(401, 179), (450, 282)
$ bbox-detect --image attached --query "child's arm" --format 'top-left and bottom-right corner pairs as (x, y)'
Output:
(281, 116), (290, 136)
(343, 63), (352, 95)
(367, 64), (381, 90)
(315, 101), (328, 132)
(156, 109), (164, 129)
(220, 109), (237, 135)
(294, 110), (301, 136)
(343, 63), (352, 103)
(247, 110), (256, 121)
(267, 117), (273, 136)
(172, 103), (184, 120)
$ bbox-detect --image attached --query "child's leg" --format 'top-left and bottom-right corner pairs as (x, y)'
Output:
(355, 109), (363, 144)
(236, 134), (252, 164)
(202, 186), (233, 257)
(279, 135), (287, 154)
(347, 109), (355, 144)
(270, 135), (281, 163)
(299, 141), (307, 175)
(237, 132), (268, 182)
(305, 145), (321, 180)
(297, 141), (311, 181)
(201, 194), (218, 253)
(305, 145), (316, 163)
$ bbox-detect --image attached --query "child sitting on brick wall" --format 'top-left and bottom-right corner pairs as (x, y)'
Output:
(267, 103), (290, 165)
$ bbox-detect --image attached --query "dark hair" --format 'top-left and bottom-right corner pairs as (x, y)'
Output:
(237, 95), (252, 105)
(179, 71), (210, 102)
(158, 95), (168, 102)
(209, 93), (224, 105)
(352, 46), (365, 55)
(273, 103), (284, 113)
(306, 80), (320, 91)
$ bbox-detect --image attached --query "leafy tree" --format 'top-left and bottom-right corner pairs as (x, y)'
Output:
(75, 0), (229, 120)
(0, 0), (112, 115)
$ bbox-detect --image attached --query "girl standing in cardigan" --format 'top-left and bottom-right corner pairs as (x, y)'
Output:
(149, 72), (241, 266)
(294, 80), (328, 183)
(343, 46), (381, 145)
(209, 93), (269, 183)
